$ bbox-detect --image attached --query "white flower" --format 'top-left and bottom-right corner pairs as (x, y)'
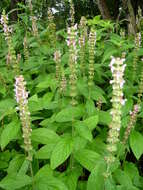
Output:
(121, 98), (127, 106)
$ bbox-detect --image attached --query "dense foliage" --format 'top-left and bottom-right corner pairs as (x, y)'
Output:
(1, 1), (143, 190)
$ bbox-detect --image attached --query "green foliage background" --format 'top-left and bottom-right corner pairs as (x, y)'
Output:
(0, 1), (143, 190)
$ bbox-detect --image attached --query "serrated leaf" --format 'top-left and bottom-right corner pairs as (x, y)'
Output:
(50, 136), (73, 169)
(0, 174), (31, 190)
(74, 121), (93, 142)
(104, 177), (116, 190)
(86, 138), (106, 155)
(77, 79), (89, 98)
(91, 88), (106, 103)
(113, 169), (132, 187)
(18, 159), (30, 175)
(74, 149), (101, 171)
(124, 162), (140, 183)
(36, 75), (57, 92)
(34, 164), (53, 180)
(73, 136), (87, 151)
(85, 99), (96, 116)
(35, 142), (56, 159)
(35, 176), (68, 190)
(0, 99), (15, 120)
(130, 131), (143, 160)
(55, 105), (84, 122)
(87, 161), (106, 190)
(7, 155), (25, 174)
(98, 110), (112, 125)
(31, 128), (60, 144)
(65, 167), (82, 190)
(83, 115), (98, 131)
(41, 92), (53, 108)
(1, 120), (20, 150)
(102, 47), (118, 63)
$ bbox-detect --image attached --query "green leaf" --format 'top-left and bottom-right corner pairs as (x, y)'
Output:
(41, 92), (53, 108)
(28, 94), (39, 102)
(73, 136), (87, 151)
(74, 121), (93, 142)
(34, 164), (53, 180)
(0, 120), (20, 150)
(123, 162), (141, 187)
(86, 138), (106, 155)
(0, 174), (31, 190)
(104, 177), (116, 190)
(87, 161), (106, 190)
(77, 78), (89, 98)
(7, 155), (25, 174)
(28, 94), (43, 112)
(90, 88), (106, 103)
(74, 149), (101, 171)
(117, 186), (139, 190)
(36, 75), (57, 92)
(18, 160), (30, 175)
(55, 105), (84, 122)
(102, 46), (118, 63)
(31, 128), (60, 144)
(130, 131), (143, 160)
(65, 167), (82, 190)
(50, 136), (73, 169)
(122, 99), (133, 116)
(0, 83), (6, 96)
(98, 110), (112, 125)
(124, 162), (139, 180)
(77, 181), (87, 190)
(0, 161), (8, 169)
(0, 150), (11, 162)
(35, 176), (68, 190)
(113, 169), (133, 187)
(35, 142), (56, 159)
(0, 99), (15, 120)
(85, 99), (96, 116)
(83, 115), (98, 131)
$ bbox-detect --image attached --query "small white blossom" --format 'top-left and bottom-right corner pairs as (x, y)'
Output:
(106, 56), (126, 162)
(14, 75), (32, 160)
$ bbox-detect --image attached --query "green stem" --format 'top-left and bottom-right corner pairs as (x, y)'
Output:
(70, 98), (75, 170)
(30, 162), (34, 190)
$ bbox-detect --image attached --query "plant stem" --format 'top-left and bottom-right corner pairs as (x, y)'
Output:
(30, 162), (34, 190)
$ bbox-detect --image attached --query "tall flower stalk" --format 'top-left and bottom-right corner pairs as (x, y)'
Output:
(54, 50), (61, 82)
(132, 32), (141, 81)
(88, 29), (96, 87)
(136, 6), (142, 30)
(23, 35), (29, 62)
(123, 104), (140, 144)
(69, 0), (75, 26)
(67, 24), (78, 106)
(48, 8), (56, 47)
(14, 75), (33, 161)
(0, 10), (19, 74)
(79, 16), (88, 76)
(138, 58), (143, 101)
(28, 0), (38, 37)
(123, 58), (143, 144)
(59, 71), (67, 95)
(106, 56), (126, 169)
(67, 23), (78, 170)
(31, 16), (38, 37)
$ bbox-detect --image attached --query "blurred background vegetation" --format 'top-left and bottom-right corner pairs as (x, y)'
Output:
(0, 0), (143, 34)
